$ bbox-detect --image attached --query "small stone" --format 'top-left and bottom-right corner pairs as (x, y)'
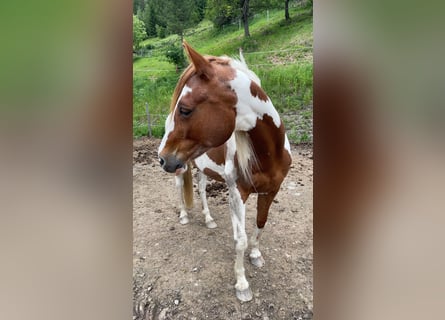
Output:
(158, 308), (168, 320)
(169, 226), (175, 231)
(174, 299), (179, 305)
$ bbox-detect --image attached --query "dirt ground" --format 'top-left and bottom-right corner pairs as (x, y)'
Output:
(133, 137), (313, 320)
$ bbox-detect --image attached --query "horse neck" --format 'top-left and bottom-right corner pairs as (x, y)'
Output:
(229, 69), (284, 152)
(227, 71), (286, 172)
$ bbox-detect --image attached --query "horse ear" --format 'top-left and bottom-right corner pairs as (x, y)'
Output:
(183, 40), (214, 80)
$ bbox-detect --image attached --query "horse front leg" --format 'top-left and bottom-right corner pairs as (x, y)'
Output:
(228, 184), (252, 302)
(175, 174), (189, 225)
(197, 171), (217, 229)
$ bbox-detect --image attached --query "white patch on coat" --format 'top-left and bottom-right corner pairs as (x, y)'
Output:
(158, 85), (193, 155)
(284, 134), (292, 156)
(224, 133), (238, 183)
(230, 58), (261, 87)
(194, 152), (225, 177)
(229, 69), (281, 131)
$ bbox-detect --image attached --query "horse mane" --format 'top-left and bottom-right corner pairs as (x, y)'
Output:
(171, 53), (259, 185)
(235, 131), (259, 186)
(230, 50), (262, 87)
(229, 51), (261, 184)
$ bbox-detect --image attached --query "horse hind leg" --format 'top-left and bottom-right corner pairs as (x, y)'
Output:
(249, 192), (277, 268)
(175, 174), (189, 225)
(197, 171), (217, 229)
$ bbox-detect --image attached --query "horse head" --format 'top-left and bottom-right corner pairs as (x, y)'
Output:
(158, 41), (238, 174)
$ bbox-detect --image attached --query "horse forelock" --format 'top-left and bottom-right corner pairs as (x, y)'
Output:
(170, 64), (195, 113)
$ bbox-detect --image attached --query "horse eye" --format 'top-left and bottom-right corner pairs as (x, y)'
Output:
(179, 106), (193, 117)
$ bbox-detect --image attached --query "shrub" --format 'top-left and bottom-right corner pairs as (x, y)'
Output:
(165, 45), (187, 70)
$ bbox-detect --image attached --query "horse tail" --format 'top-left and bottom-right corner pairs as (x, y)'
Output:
(183, 162), (194, 209)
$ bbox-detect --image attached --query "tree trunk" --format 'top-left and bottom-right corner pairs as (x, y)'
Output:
(285, 0), (290, 20)
(242, 0), (250, 37)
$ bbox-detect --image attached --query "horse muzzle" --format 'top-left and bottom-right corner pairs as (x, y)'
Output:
(159, 154), (186, 175)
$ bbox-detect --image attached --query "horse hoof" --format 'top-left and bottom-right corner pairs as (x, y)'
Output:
(179, 216), (189, 225)
(236, 287), (253, 302)
(206, 220), (217, 229)
(250, 255), (265, 268)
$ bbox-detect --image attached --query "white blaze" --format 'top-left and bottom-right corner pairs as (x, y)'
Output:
(158, 85), (193, 155)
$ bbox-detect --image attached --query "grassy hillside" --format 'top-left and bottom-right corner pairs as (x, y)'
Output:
(133, 5), (313, 143)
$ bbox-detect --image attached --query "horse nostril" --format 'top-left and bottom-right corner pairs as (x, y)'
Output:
(175, 163), (182, 170)
(159, 157), (165, 166)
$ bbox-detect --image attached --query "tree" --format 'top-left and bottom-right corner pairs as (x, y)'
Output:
(165, 44), (187, 72)
(206, 0), (239, 29)
(133, 0), (145, 15)
(285, 0), (290, 20)
(206, 0), (281, 36)
(133, 15), (147, 52)
(241, 0), (250, 37)
(192, 0), (207, 24)
(162, 0), (195, 42)
(143, 3), (157, 37)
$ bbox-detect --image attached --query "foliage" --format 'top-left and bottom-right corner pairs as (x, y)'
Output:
(143, 3), (157, 37)
(136, 0), (205, 41)
(133, 15), (147, 52)
(163, 0), (196, 40)
(206, 0), (284, 30)
(165, 44), (187, 70)
(133, 0), (145, 15)
(205, 0), (239, 29)
(192, 0), (208, 24)
(156, 25), (167, 39)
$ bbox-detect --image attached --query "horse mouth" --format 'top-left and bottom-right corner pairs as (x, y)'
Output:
(175, 164), (187, 176)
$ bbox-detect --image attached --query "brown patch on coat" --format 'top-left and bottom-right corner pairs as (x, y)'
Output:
(206, 144), (226, 166)
(203, 168), (224, 183)
(250, 81), (268, 102)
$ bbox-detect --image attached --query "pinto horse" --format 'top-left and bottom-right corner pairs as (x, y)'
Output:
(158, 41), (292, 301)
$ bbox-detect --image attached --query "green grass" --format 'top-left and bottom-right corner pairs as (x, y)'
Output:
(133, 6), (313, 143)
